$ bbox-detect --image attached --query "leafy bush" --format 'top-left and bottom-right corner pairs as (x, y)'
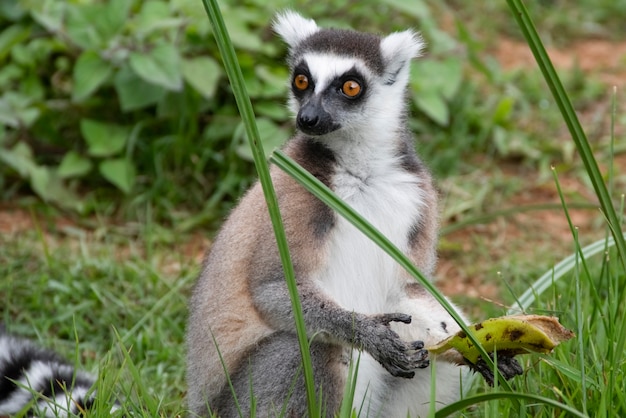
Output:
(0, 0), (531, 227)
(0, 0), (285, 224)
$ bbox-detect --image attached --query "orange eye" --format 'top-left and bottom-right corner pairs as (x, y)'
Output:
(342, 80), (361, 97)
(294, 74), (309, 90)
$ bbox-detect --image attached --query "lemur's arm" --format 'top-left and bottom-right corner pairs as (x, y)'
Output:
(251, 279), (429, 378)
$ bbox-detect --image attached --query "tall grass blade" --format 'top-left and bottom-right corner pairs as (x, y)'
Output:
(199, 0), (317, 414)
(434, 391), (589, 418)
(505, 0), (626, 270)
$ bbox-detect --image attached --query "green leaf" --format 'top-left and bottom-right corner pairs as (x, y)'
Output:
(30, 166), (83, 211)
(0, 91), (40, 128)
(221, 9), (264, 52)
(99, 158), (135, 194)
(57, 151), (93, 178)
(99, 0), (132, 40)
(80, 119), (129, 157)
(0, 141), (37, 177)
(181, 56), (221, 99)
(411, 58), (463, 101)
(65, 4), (103, 50)
(171, 0), (211, 35)
(0, 142), (83, 211)
(65, 0), (130, 49)
(29, 0), (65, 33)
(410, 59), (463, 126)
(379, 0), (431, 19)
(0, 63), (22, 89)
(436, 59), (463, 100)
(129, 43), (183, 91)
(235, 118), (290, 161)
(135, 0), (184, 35)
(0, 1), (26, 22)
(72, 51), (113, 102)
(254, 65), (289, 97)
(254, 101), (290, 120)
(20, 72), (45, 101)
(0, 24), (31, 61)
(114, 64), (166, 111)
(413, 90), (449, 126)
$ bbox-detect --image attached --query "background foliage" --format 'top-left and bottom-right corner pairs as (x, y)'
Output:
(4, 0), (614, 228)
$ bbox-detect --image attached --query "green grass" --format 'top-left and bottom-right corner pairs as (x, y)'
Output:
(1, 229), (192, 416)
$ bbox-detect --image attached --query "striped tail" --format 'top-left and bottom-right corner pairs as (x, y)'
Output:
(0, 330), (115, 417)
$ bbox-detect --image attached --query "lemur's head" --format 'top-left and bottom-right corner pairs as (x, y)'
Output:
(273, 11), (424, 138)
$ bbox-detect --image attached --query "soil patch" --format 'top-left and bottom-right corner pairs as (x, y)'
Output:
(493, 38), (626, 88)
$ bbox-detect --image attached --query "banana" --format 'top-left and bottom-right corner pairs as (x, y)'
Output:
(426, 314), (574, 364)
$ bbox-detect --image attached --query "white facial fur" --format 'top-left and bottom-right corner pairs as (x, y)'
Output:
(285, 53), (374, 116)
(274, 11), (426, 148)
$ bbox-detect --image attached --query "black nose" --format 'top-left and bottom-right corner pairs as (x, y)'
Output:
(296, 100), (340, 136)
(297, 106), (320, 131)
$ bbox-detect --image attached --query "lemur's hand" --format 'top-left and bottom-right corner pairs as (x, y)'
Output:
(467, 353), (524, 386)
(358, 313), (429, 378)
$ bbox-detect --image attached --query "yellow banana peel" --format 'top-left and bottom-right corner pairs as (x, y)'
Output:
(426, 314), (574, 364)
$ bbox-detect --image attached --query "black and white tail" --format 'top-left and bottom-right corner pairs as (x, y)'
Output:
(0, 328), (114, 417)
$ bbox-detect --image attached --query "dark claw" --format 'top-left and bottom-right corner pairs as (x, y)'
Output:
(468, 353), (524, 386)
(410, 340), (425, 351)
(413, 352), (429, 369)
(497, 355), (524, 378)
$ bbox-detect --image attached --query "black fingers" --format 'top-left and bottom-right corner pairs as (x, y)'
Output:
(497, 356), (524, 379)
(375, 313), (412, 326)
(468, 353), (524, 386)
(383, 348), (430, 378)
(410, 340), (425, 350)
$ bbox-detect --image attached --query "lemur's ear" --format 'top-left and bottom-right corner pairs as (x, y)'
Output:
(273, 10), (320, 50)
(380, 30), (425, 85)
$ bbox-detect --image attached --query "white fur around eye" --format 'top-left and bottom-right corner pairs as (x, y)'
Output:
(301, 53), (371, 94)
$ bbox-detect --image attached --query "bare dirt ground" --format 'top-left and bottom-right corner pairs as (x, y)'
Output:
(495, 38), (626, 88)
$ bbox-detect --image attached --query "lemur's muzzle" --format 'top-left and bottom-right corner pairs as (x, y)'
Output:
(296, 96), (340, 136)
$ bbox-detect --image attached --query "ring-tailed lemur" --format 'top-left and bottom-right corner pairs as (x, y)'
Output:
(0, 328), (116, 417)
(187, 11), (521, 418)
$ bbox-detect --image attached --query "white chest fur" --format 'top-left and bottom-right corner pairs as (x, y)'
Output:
(315, 154), (426, 313)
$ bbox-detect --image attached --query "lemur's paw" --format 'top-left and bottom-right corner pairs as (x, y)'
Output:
(362, 313), (430, 378)
(468, 353), (524, 386)
(375, 312), (412, 326)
